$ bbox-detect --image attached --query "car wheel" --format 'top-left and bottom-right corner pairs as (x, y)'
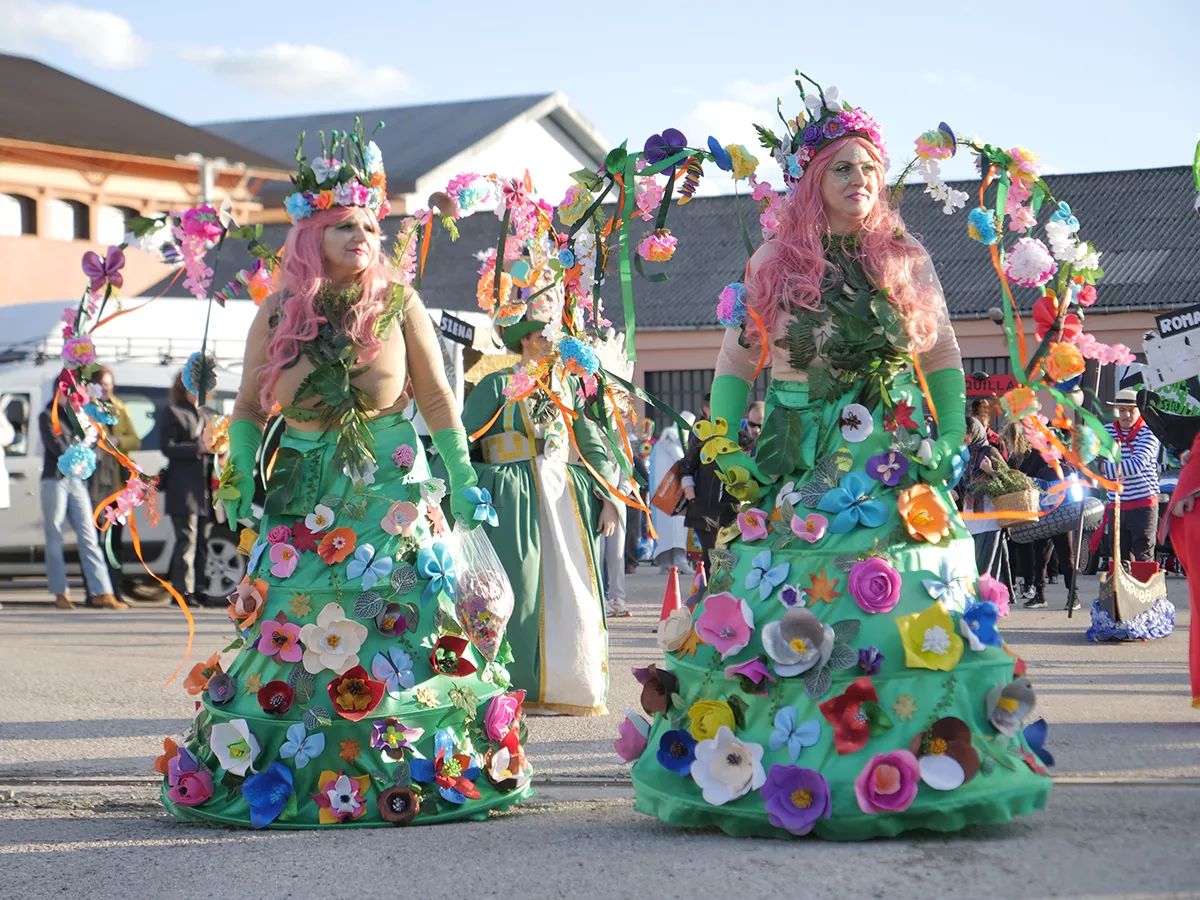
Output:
(204, 525), (246, 604)
(1079, 533), (1100, 576)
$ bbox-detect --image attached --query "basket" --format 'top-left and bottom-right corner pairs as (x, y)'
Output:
(991, 489), (1040, 525)
(1098, 498), (1167, 623)
(1009, 496), (1104, 544)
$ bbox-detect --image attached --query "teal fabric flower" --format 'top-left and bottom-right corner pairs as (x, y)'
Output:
(746, 550), (790, 602)
(347, 543), (393, 591)
(816, 471), (888, 533)
(462, 486), (499, 528)
(417, 541), (456, 604)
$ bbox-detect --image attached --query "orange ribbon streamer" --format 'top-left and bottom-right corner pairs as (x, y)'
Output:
(94, 268), (183, 329)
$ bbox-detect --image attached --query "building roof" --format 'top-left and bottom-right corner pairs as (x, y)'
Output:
(204, 93), (606, 195)
(0, 54), (288, 171)
(146, 164), (1200, 330)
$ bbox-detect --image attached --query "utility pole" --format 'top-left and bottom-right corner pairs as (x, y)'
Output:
(175, 153), (247, 204)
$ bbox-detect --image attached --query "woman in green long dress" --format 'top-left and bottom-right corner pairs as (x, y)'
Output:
(461, 315), (621, 715)
(157, 128), (533, 828)
(624, 85), (1051, 839)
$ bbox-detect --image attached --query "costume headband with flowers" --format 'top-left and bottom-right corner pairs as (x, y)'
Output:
(751, 72), (887, 190)
(283, 118), (389, 223)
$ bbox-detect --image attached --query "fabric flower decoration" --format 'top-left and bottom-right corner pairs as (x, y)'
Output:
(1024, 719), (1055, 772)
(380, 500), (420, 537)
(1004, 237), (1056, 288)
(483, 689), (525, 741)
(305, 504), (334, 534)
(762, 608), (833, 677)
(690, 727), (766, 806)
(658, 729), (698, 775)
(207, 673), (236, 705)
(819, 677), (892, 755)
(343, 460), (378, 487)
(960, 601), (1002, 651)
(687, 699), (736, 742)
(817, 471), (888, 533)
(923, 559), (970, 613)
(289, 520), (319, 553)
(885, 399), (920, 432)
(153, 737), (180, 777)
(372, 647), (415, 697)
(300, 603), (368, 674)
(986, 677), (1037, 736)
(430, 634), (477, 677)
(866, 451), (908, 487)
(461, 486), (499, 527)
(855, 750), (921, 814)
(267, 542), (299, 578)
(707, 136), (733, 171)
(745, 550), (790, 602)
(183, 652), (221, 696)
(614, 712), (651, 761)
(165, 747), (213, 808)
(375, 602), (409, 636)
(317, 527), (357, 565)
(392, 444), (416, 470)
(910, 717), (980, 790)
(311, 769), (370, 824)
(978, 574), (1011, 617)
(484, 727), (531, 793)
(768, 707), (821, 762)
(420, 478), (447, 506)
(897, 484), (950, 543)
(761, 765), (831, 836)
(790, 513), (828, 544)
(241, 762), (294, 829)
(726, 144), (759, 181)
(967, 207), (1000, 245)
(858, 646), (885, 676)
(777, 584), (804, 608)
(839, 404), (874, 443)
(737, 508), (769, 542)
(326, 664), (386, 722)
(227, 577), (268, 632)
(81, 244), (126, 292)
(632, 663), (679, 716)
(377, 786), (421, 824)
(775, 481), (804, 509)
(265, 525), (293, 545)
(210, 719), (260, 776)
(802, 568), (842, 605)
(694, 592), (754, 657)
(896, 601), (964, 671)
(417, 542), (456, 604)
(280, 723), (325, 769)
(346, 543), (393, 591)
(657, 606), (694, 653)
(848, 557), (901, 614)
(370, 717), (425, 762)
(725, 657), (776, 696)
(410, 729), (482, 805)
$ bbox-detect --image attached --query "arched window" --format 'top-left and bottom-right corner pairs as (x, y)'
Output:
(0, 194), (36, 236)
(97, 205), (137, 245)
(48, 198), (89, 241)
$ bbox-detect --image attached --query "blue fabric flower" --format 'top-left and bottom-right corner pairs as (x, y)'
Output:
(923, 559), (970, 613)
(57, 444), (96, 479)
(962, 601), (1002, 648)
(656, 729), (698, 775)
(816, 471), (888, 533)
(409, 729), (480, 804)
(81, 402), (118, 425)
(967, 207), (1000, 245)
(707, 136), (732, 171)
(1050, 201), (1079, 230)
(246, 534), (268, 578)
(363, 141), (384, 174)
(417, 541), (456, 604)
(461, 486), (499, 528)
(768, 707), (820, 763)
(279, 723), (325, 768)
(284, 192), (314, 221)
(242, 762), (294, 829)
(371, 647), (415, 698)
(347, 543), (393, 591)
(746, 549), (790, 602)
(1023, 719), (1055, 767)
(557, 248), (575, 267)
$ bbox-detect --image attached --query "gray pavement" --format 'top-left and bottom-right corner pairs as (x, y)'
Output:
(1, 570), (1197, 898)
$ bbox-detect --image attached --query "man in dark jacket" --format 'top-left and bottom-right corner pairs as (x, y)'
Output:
(161, 372), (217, 606)
(680, 393), (737, 558)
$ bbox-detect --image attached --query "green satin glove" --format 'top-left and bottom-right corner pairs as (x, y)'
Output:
(217, 419), (263, 525)
(431, 427), (481, 528)
(922, 367), (967, 482)
(708, 373), (771, 491)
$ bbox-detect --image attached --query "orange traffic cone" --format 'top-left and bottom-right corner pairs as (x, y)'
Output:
(660, 566), (682, 621)
(690, 561), (707, 596)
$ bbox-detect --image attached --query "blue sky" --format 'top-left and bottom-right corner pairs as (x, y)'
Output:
(3, 0), (1197, 191)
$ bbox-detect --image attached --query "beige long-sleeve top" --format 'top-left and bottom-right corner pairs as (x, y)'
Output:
(716, 240), (962, 382)
(232, 286), (461, 435)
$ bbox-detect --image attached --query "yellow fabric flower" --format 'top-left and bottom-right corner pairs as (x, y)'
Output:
(1044, 341), (1085, 383)
(688, 699), (736, 741)
(726, 144), (759, 181)
(236, 528), (258, 557)
(415, 687), (440, 709)
(896, 601), (964, 671)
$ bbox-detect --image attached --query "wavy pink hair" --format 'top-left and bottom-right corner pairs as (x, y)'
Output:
(748, 136), (940, 354)
(258, 206), (395, 411)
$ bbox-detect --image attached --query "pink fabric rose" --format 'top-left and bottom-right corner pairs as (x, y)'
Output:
(695, 592), (755, 658)
(392, 445), (415, 469)
(848, 557), (902, 614)
(614, 713), (650, 762)
(181, 206), (223, 242)
(737, 508), (769, 542)
(483, 689), (525, 741)
(979, 574), (1011, 618)
(381, 500), (420, 536)
(855, 750), (920, 814)
(167, 769), (213, 807)
(266, 525), (293, 545)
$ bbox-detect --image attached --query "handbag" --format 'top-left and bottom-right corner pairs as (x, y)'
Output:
(650, 460), (687, 516)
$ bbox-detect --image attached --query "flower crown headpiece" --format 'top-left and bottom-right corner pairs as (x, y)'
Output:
(753, 72), (887, 188)
(283, 118), (389, 223)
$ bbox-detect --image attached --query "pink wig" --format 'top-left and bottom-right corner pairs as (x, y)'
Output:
(258, 206), (395, 411)
(748, 137), (940, 355)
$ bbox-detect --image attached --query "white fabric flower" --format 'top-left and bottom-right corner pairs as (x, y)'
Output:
(305, 504), (335, 533)
(326, 773), (365, 818)
(300, 603), (368, 674)
(942, 188), (969, 215)
(343, 461), (378, 486)
(420, 479), (447, 506)
(916, 439), (934, 467)
(657, 607), (694, 652)
(774, 481), (804, 509)
(804, 93), (824, 112)
(211, 719), (260, 776)
(840, 404), (874, 443)
(921, 625), (952, 655)
(823, 86), (841, 111)
(488, 746), (532, 792)
(762, 609), (834, 677)
(690, 726), (766, 806)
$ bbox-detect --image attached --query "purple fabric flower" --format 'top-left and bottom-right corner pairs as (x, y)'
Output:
(778, 584), (803, 608)
(644, 129), (688, 166)
(848, 557), (902, 614)
(802, 125), (824, 147)
(207, 672), (236, 705)
(858, 646), (885, 675)
(866, 451), (909, 487)
(761, 765), (831, 836)
(724, 657), (776, 696)
(392, 445), (415, 469)
(823, 119), (845, 140)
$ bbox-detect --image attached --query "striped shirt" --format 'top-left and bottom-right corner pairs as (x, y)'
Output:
(1099, 421), (1161, 504)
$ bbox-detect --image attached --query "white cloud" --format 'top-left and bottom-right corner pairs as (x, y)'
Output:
(678, 82), (792, 197)
(0, 0), (148, 68)
(182, 43), (412, 101)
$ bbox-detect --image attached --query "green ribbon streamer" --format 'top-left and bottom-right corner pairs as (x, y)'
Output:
(602, 367), (694, 439)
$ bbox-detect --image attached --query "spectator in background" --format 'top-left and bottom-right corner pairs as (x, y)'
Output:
(650, 413), (692, 574)
(963, 418), (1006, 583)
(86, 367), (141, 607)
(38, 385), (122, 609)
(162, 372), (217, 607)
(970, 397), (1008, 461)
(1098, 389), (1162, 563)
(681, 392), (737, 560)
(624, 451), (650, 574)
(739, 401), (765, 456)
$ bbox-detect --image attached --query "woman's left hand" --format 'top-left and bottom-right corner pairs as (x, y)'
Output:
(598, 500), (621, 537)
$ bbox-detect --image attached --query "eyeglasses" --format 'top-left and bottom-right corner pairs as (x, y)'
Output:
(747, 421), (763, 429)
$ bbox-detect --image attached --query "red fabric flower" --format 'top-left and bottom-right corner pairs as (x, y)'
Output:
(885, 400), (919, 432)
(326, 665), (385, 721)
(257, 680), (295, 716)
(819, 677), (879, 755)
(430, 635), (478, 677)
(1033, 294), (1081, 343)
(290, 519), (320, 553)
(432, 745), (483, 801)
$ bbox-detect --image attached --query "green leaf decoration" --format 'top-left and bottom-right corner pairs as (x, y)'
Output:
(709, 570), (734, 593)
(727, 695), (749, 730)
(782, 311), (821, 370)
(974, 733), (1020, 772)
(831, 619), (861, 643)
(342, 499), (367, 521)
(221, 636), (245, 653)
(604, 142), (629, 175)
(288, 666), (316, 705)
(302, 705), (333, 731)
(753, 124), (782, 151)
(401, 602), (421, 634)
(708, 548), (738, 575)
(771, 534), (794, 551)
(756, 406), (803, 479)
(832, 553), (859, 573)
(870, 289), (913, 353)
(569, 168), (606, 192)
(803, 666), (832, 700)
(353, 591), (384, 620)
(860, 701), (894, 737)
(391, 564), (418, 596)
(221, 770), (245, 802)
(807, 367), (836, 404)
(448, 685), (480, 719)
(980, 755), (997, 776)
(828, 642), (858, 671)
(670, 692), (688, 710)
(392, 759), (412, 787)
(264, 447), (307, 515)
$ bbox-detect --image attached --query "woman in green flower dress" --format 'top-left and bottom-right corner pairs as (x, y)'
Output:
(157, 128), (533, 828)
(459, 314), (621, 715)
(623, 85), (1052, 839)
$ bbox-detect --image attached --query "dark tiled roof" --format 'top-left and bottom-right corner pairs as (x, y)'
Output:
(148, 165), (1200, 329)
(204, 95), (555, 194)
(0, 54), (288, 170)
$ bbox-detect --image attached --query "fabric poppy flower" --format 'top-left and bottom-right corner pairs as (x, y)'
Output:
(855, 750), (920, 813)
(206, 673), (236, 705)
(269, 543), (299, 578)
(311, 769), (370, 824)
(737, 508), (769, 542)
(657, 729), (698, 775)
(897, 484), (950, 542)
(257, 680), (295, 716)
(374, 602), (409, 637)
(694, 592), (755, 657)
(165, 747), (213, 808)
(429, 634), (477, 677)
(614, 713), (651, 761)
(370, 717), (424, 761)
(257, 613), (303, 662)
(761, 764), (831, 836)
(896, 601), (965, 671)
(183, 652), (222, 696)
(326, 665), (386, 722)
(690, 726), (766, 806)
(632, 663), (679, 716)
(227, 577), (268, 631)
(153, 737), (180, 776)
(300, 603), (368, 675)
(762, 608), (833, 677)
(409, 728), (482, 804)
(317, 527), (357, 565)
(910, 717), (980, 790)
(986, 676), (1037, 736)
(819, 677), (889, 755)
(241, 762), (294, 829)
(377, 785), (421, 824)
(484, 727), (531, 793)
